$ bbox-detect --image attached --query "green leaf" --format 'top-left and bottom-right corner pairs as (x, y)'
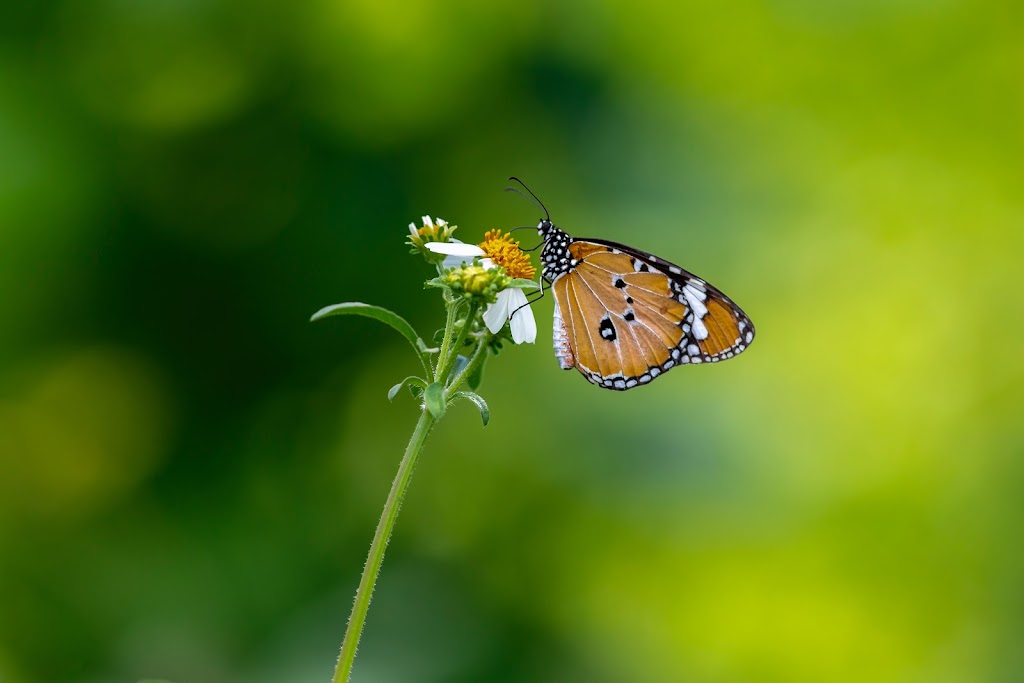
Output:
(467, 354), (486, 391)
(424, 382), (446, 419)
(452, 391), (489, 426)
(507, 278), (541, 290)
(310, 302), (417, 339)
(417, 338), (440, 354)
(388, 376), (427, 402)
(310, 302), (431, 377)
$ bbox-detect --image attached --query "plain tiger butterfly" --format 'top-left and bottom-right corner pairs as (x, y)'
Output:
(512, 179), (755, 390)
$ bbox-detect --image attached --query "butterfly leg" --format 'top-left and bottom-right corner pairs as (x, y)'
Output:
(510, 278), (547, 320)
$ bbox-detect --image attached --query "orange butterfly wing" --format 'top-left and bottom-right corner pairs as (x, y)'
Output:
(550, 239), (754, 390)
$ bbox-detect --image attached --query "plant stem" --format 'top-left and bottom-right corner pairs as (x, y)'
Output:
(446, 332), (490, 397)
(332, 409), (435, 683)
(433, 299), (461, 381)
(436, 302), (478, 383)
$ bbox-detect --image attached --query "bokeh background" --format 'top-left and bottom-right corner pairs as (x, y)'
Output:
(2, 1), (1022, 681)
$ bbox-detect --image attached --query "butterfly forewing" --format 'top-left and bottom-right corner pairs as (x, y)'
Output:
(548, 237), (754, 389)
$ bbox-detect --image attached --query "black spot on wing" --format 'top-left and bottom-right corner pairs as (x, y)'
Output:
(599, 316), (617, 342)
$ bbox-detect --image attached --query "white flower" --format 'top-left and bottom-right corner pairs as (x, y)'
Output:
(424, 242), (536, 344)
(425, 240), (492, 270)
(409, 215), (448, 237)
(407, 216), (455, 253)
(484, 287), (537, 344)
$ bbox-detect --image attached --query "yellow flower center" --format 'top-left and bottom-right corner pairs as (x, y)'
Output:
(460, 265), (492, 295)
(478, 230), (536, 280)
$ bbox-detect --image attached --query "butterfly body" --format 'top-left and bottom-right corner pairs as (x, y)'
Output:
(537, 218), (754, 390)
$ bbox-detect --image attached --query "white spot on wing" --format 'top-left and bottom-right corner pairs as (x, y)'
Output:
(683, 284), (709, 341)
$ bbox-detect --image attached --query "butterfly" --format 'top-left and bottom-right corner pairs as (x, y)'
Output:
(514, 182), (755, 390)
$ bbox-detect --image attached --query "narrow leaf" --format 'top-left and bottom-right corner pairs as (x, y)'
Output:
(417, 339), (440, 354)
(452, 391), (490, 426)
(507, 278), (541, 290)
(310, 302), (417, 340)
(388, 376), (427, 402)
(467, 355), (486, 391)
(424, 382), (446, 419)
(310, 302), (430, 376)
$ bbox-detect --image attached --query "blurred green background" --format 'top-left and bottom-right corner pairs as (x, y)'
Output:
(2, 1), (1022, 681)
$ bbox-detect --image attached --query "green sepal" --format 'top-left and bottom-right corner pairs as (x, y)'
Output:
(424, 276), (449, 289)
(424, 382), (446, 419)
(388, 376), (427, 402)
(451, 391), (490, 426)
(310, 302), (432, 378)
(507, 278), (541, 290)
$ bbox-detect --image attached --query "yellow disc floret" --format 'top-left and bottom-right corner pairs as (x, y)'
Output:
(443, 264), (510, 304)
(478, 230), (536, 280)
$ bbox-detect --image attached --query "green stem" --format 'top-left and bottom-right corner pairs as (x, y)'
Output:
(436, 302), (478, 383)
(332, 409), (435, 683)
(446, 332), (490, 398)
(433, 299), (461, 380)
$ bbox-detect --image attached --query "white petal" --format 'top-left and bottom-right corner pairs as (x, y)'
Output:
(421, 215), (433, 228)
(483, 290), (513, 334)
(409, 222), (418, 236)
(425, 242), (485, 257)
(506, 289), (537, 344)
(480, 258), (496, 270)
(435, 217), (448, 226)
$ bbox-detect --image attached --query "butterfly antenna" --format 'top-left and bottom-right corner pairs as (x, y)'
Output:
(505, 176), (550, 221)
(504, 226), (543, 250)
